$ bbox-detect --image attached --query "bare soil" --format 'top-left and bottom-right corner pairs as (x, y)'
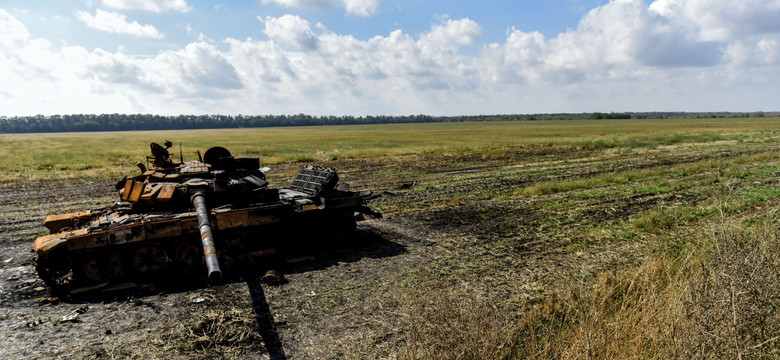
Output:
(0, 144), (775, 359)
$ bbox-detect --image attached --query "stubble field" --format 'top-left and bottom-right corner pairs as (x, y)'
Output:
(0, 117), (778, 359)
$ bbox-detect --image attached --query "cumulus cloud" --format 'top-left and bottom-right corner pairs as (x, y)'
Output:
(261, 0), (332, 10)
(0, 9), (57, 82)
(80, 42), (243, 97)
(419, 18), (481, 54)
(342, 0), (378, 17)
(76, 9), (163, 38)
(650, 0), (780, 42)
(102, 0), (192, 13)
(562, 0), (721, 69)
(261, 0), (378, 16)
(0, 9), (130, 115)
(261, 14), (319, 51)
(149, 42), (243, 91)
(2, 1), (780, 116)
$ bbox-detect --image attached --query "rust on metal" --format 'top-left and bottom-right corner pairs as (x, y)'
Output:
(43, 211), (94, 233)
(128, 181), (145, 202)
(140, 183), (163, 200)
(215, 210), (249, 229)
(120, 179), (133, 201)
(261, 269), (285, 285)
(157, 183), (176, 202)
(191, 189), (222, 283)
(33, 141), (381, 294)
(34, 234), (66, 253)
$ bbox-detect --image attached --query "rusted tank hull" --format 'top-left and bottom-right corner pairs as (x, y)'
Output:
(35, 200), (360, 294)
(33, 144), (379, 294)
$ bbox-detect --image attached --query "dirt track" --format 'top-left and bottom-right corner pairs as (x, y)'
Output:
(1, 143), (777, 359)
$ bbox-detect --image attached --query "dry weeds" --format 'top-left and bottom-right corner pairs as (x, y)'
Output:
(397, 283), (519, 359)
(514, 203), (779, 359)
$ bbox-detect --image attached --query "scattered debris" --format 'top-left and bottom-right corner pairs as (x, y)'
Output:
(37, 297), (60, 305)
(133, 299), (155, 308)
(398, 181), (417, 189)
(57, 306), (90, 324)
(17, 279), (36, 289)
(261, 270), (286, 285)
(26, 318), (45, 327)
(59, 312), (80, 323)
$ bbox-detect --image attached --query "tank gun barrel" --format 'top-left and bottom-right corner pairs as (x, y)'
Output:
(190, 189), (223, 283)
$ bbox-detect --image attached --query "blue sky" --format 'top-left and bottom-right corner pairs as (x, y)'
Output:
(7, 1), (603, 53)
(1, 0), (779, 116)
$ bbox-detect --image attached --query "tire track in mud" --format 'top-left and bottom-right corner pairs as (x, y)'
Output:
(372, 145), (774, 220)
(0, 180), (114, 239)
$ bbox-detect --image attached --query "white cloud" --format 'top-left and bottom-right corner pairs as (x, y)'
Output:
(261, 14), (319, 51)
(555, 0), (721, 69)
(261, 0), (378, 16)
(80, 42), (243, 97)
(343, 0), (378, 17)
(102, 0), (191, 13)
(420, 18), (481, 53)
(2, 1), (780, 116)
(650, 0), (780, 42)
(0, 9), (56, 83)
(261, 0), (331, 9)
(76, 9), (163, 38)
(0, 9), (130, 115)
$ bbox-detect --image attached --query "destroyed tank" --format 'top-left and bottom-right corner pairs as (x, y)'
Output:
(33, 141), (380, 294)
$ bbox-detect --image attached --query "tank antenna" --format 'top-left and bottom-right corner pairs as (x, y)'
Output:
(179, 143), (184, 164)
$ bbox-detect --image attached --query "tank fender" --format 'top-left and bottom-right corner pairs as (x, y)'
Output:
(43, 211), (95, 233)
(33, 234), (66, 254)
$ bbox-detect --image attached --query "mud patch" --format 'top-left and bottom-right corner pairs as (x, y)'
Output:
(414, 201), (538, 241)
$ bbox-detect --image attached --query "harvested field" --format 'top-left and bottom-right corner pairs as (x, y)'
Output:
(0, 119), (778, 358)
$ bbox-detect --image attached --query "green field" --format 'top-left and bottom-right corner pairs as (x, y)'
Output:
(1, 117), (778, 358)
(1, 117), (777, 181)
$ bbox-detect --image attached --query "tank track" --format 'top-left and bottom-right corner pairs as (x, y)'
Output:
(36, 210), (357, 294)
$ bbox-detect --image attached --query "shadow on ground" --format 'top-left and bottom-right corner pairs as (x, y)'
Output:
(40, 226), (404, 359)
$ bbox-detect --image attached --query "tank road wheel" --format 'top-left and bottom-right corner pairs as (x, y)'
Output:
(131, 245), (169, 274)
(81, 251), (123, 282)
(35, 250), (74, 292)
(174, 241), (202, 268)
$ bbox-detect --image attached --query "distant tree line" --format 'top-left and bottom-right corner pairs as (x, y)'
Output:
(588, 112), (631, 119)
(0, 113), (569, 133)
(0, 111), (767, 134)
